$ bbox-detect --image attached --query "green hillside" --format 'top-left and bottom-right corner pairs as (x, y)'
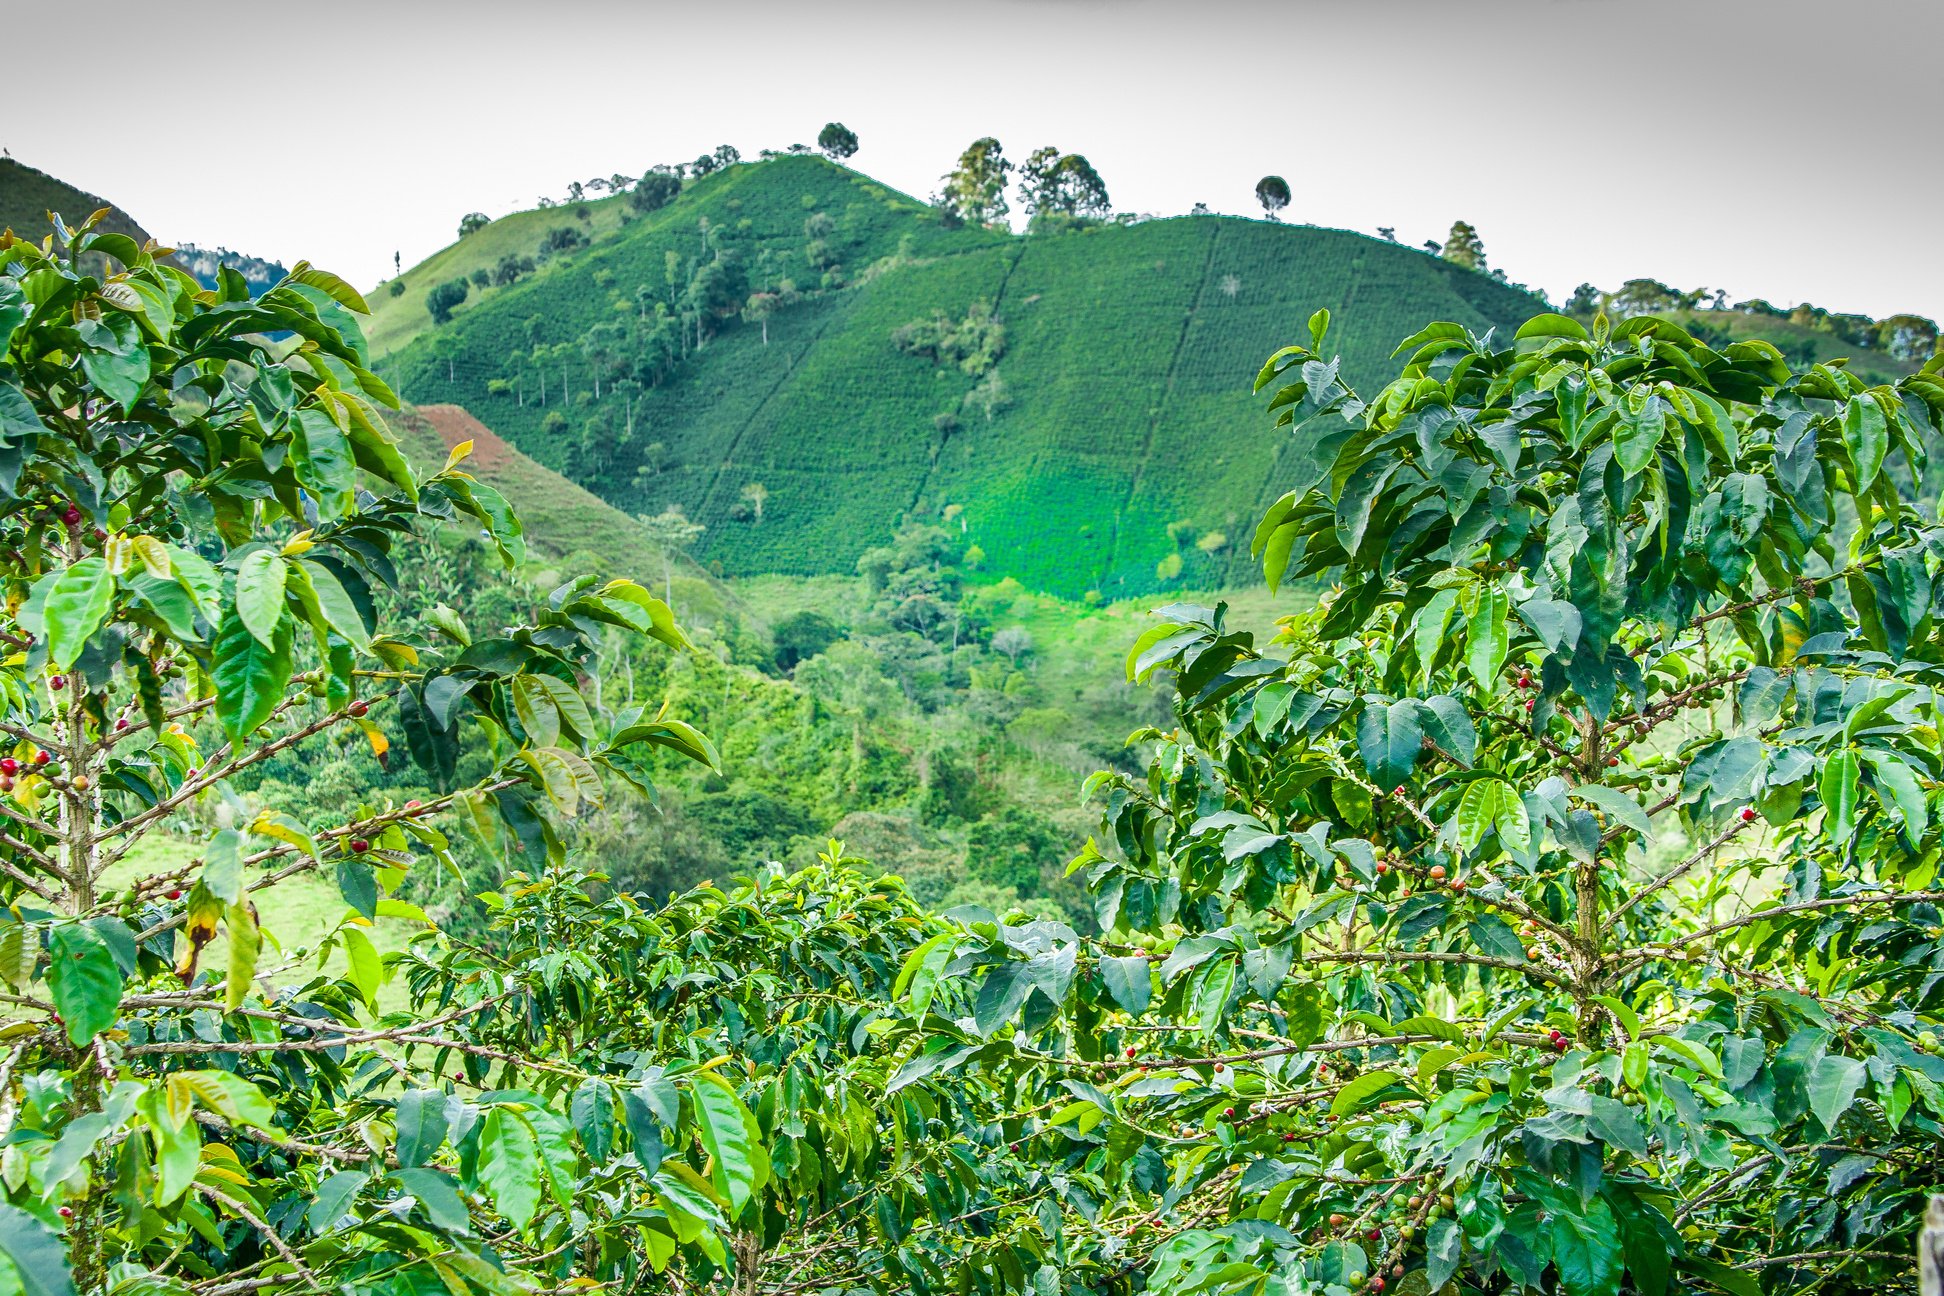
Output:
(364, 191), (644, 357)
(380, 154), (1545, 598)
(0, 157), (176, 268)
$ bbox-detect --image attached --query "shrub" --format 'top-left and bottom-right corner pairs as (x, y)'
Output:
(426, 276), (468, 323)
(631, 168), (681, 214)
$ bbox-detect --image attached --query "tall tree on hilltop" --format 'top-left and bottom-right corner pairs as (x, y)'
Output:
(817, 121), (860, 161)
(1018, 147), (1109, 224)
(1255, 174), (1290, 220)
(1441, 218), (1486, 269)
(940, 137), (1013, 227)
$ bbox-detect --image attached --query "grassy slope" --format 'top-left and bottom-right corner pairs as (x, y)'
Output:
(380, 155), (1544, 599)
(386, 403), (743, 621)
(364, 192), (642, 357)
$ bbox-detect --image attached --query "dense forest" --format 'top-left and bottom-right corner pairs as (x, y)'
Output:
(4, 117), (1944, 1296)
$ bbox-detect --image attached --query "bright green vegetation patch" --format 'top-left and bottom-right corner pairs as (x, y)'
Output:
(380, 155), (1543, 599)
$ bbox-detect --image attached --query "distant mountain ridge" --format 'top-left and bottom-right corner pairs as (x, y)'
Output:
(377, 154), (1547, 598)
(173, 243), (288, 294)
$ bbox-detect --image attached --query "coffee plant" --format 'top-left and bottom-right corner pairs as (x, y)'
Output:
(900, 310), (1944, 1295)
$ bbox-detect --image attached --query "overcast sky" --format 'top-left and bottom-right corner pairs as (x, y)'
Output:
(5, 0), (1938, 320)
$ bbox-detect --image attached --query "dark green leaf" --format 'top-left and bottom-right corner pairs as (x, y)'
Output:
(213, 609), (294, 744)
(48, 923), (123, 1045)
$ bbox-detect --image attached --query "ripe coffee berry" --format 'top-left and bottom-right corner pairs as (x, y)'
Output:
(167, 889), (183, 900)
(1739, 806), (1758, 823)
(350, 838), (370, 854)
(49, 675), (65, 690)
(63, 507), (81, 525)
(0, 758), (15, 776)
(1428, 864), (1447, 881)
(348, 700), (369, 717)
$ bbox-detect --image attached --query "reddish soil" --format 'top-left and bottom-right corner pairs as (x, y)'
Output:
(415, 404), (516, 472)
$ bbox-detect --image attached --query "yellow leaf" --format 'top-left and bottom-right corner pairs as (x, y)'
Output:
(356, 719), (390, 762)
(443, 439), (475, 473)
(130, 534), (173, 579)
(104, 536), (133, 576)
(281, 530), (316, 557)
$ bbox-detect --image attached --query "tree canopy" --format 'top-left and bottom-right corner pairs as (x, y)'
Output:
(1256, 175), (1291, 220)
(1017, 147), (1110, 224)
(631, 167), (682, 215)
(940, 137), (1012, 228)
(817, 122), (860, 161)
(426, 277), (468, 324)
(1441, 220), (1486, 271)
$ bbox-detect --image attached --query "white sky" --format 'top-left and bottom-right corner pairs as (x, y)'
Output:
(6, 0), (1939, 321)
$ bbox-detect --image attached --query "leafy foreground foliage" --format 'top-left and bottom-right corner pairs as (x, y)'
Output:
(0, 219), (1041, 1295)
(902, 312), (1944, 1294)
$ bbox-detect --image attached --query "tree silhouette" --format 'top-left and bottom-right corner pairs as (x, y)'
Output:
(1440, 219), (1486, 270)
(1254, 175), (1290, 220)
(817, 122), (860, 161)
